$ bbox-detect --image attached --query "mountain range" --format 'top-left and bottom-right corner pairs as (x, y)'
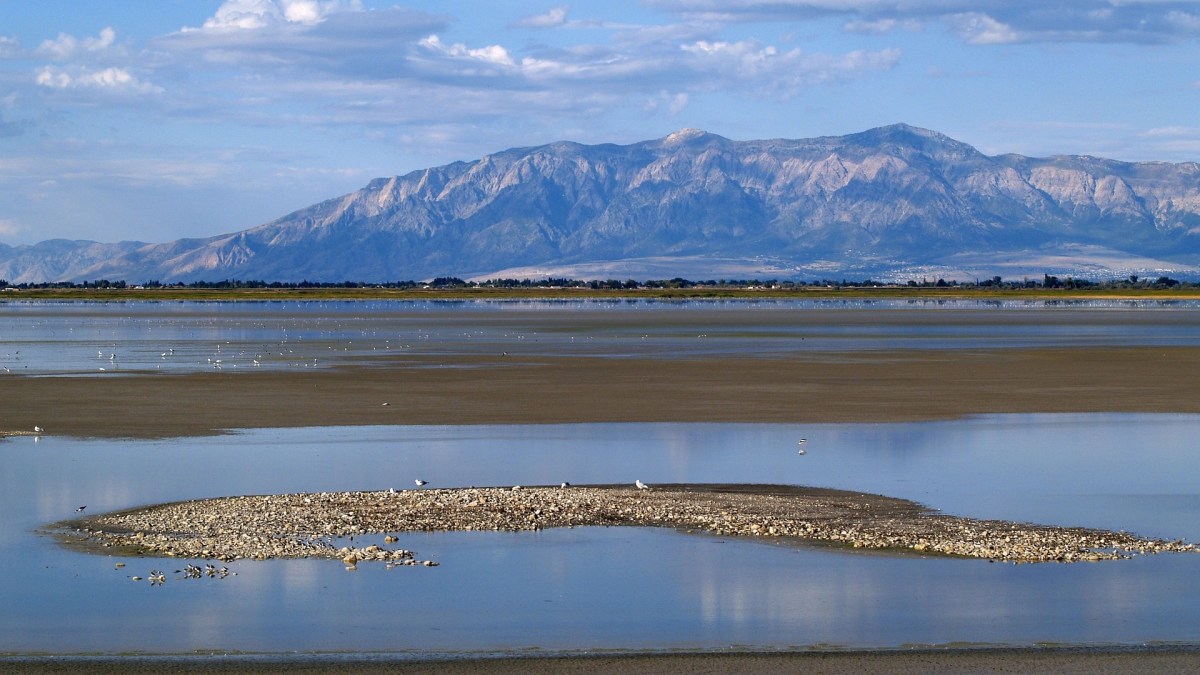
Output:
(3, 123), (1200, 284)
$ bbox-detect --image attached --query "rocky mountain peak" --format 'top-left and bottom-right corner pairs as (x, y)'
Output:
(2, 125), (1199, 284)
(661, 128), (718, 145)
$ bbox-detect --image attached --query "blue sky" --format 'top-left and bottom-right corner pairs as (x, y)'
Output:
(2, 0), (1199, 245)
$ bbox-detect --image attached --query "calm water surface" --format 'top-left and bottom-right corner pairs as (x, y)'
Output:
(3, 299), (1199, 655)
(3, 415), (1199, 655)
(4, 298), (1200, 375)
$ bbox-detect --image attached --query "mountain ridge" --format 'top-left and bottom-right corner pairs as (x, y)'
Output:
(3, 123), (1200, 284)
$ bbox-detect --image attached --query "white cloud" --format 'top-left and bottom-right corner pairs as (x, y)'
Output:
(33, 67), (70, 88)
(680, 39), (900, 92)
(948, 12), (1021, 45)
(199, 0), (361, 30)
(35, 65), (159, 93)
(280, 0), (334, 24)
(36, 27), (117, 60)
(0, 218), (23, 237)
(202, 0), (283, 30)
(1141, 125), (1200, 139)
(153, 0), (901, 126)
(1166, 10), (1200, 32)
(645, 90), (690, 115)
(648, 1), (1200, 45)
(26, 27), (159, 97)
(419, 35), (516, 68)
(843, 17), (897, 33)
(514, 6), (570, 29)
(842, 17), (922, 34)
(975, 120), (1200, 163)
(166, 4), (443, 69)
(0, 36), (21, 58)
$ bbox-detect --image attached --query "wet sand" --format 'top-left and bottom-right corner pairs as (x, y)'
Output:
(5, 346), (1200, 437)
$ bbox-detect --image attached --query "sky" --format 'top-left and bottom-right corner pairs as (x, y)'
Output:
(1, 0), (1199, 246)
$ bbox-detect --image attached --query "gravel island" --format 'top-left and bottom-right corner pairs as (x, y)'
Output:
(60, 483), (1194, 565)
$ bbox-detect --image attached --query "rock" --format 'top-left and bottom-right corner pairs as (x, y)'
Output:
(69, 484), (1197, 566)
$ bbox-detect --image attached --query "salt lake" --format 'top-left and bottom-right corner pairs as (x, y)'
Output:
(2, 298), (1199, 656)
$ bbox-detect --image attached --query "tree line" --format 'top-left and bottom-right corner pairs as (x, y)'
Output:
(0, 274), (1194, 291)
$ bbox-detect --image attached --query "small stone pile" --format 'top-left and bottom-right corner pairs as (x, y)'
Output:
(63, 484), (1195, 564)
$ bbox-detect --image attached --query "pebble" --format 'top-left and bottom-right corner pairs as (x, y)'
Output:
(65, 485), (1197, 565)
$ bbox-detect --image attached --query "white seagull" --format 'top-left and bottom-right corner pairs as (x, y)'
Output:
(414, 479), (427, 487)
(33, 425), (43, 433)
(797, 438), (807, 455)
(635, 479), (650, 490)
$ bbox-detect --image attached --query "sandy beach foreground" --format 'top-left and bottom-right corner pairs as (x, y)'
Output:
(61, 484), (1193, 564)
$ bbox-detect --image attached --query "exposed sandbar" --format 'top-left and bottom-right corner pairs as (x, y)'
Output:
(62, 484), (1194, 564)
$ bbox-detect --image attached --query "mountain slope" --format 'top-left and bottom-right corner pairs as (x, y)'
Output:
(3, 124), (1200, 284)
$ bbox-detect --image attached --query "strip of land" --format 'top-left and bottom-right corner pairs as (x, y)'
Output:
(6, 346), (1200, 438)
(5, 648), (1200, 675)
(61, 484), (1193, 564)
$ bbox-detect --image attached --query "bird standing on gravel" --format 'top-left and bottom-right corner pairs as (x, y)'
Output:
(635, 480), (650, 490)
(414, 479), (427, 487)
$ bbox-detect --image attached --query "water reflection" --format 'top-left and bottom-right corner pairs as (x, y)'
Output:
(5, 298), (1200, 375)
(3, 415), (1199, 654)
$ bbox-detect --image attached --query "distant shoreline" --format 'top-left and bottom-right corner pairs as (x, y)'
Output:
(5, 647), (1200, 674)
(4, 284), (1200, 301)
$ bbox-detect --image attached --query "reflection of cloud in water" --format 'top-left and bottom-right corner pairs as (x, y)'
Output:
(695, 545), (894, 637)
(277, 559), (326, 600)
(7, 415), (1200, 653)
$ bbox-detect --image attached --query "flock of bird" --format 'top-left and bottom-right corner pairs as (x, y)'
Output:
(401, 439), (811, 496)
(127, 563), (234, 586)
(65, 437), (814, 520)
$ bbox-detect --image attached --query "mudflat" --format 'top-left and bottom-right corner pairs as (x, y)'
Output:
(6, 303), (1200, 437)
(4, 345), (1200, 437)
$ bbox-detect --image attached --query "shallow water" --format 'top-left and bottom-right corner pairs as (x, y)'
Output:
(3, 415), (1199, 654)
(4, 298), (1200, 376)
(4, 298), (1199, 655)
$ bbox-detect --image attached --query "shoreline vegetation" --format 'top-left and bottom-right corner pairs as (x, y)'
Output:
(3, 278), (1200, 301)
(58, 484), (1195, 565)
